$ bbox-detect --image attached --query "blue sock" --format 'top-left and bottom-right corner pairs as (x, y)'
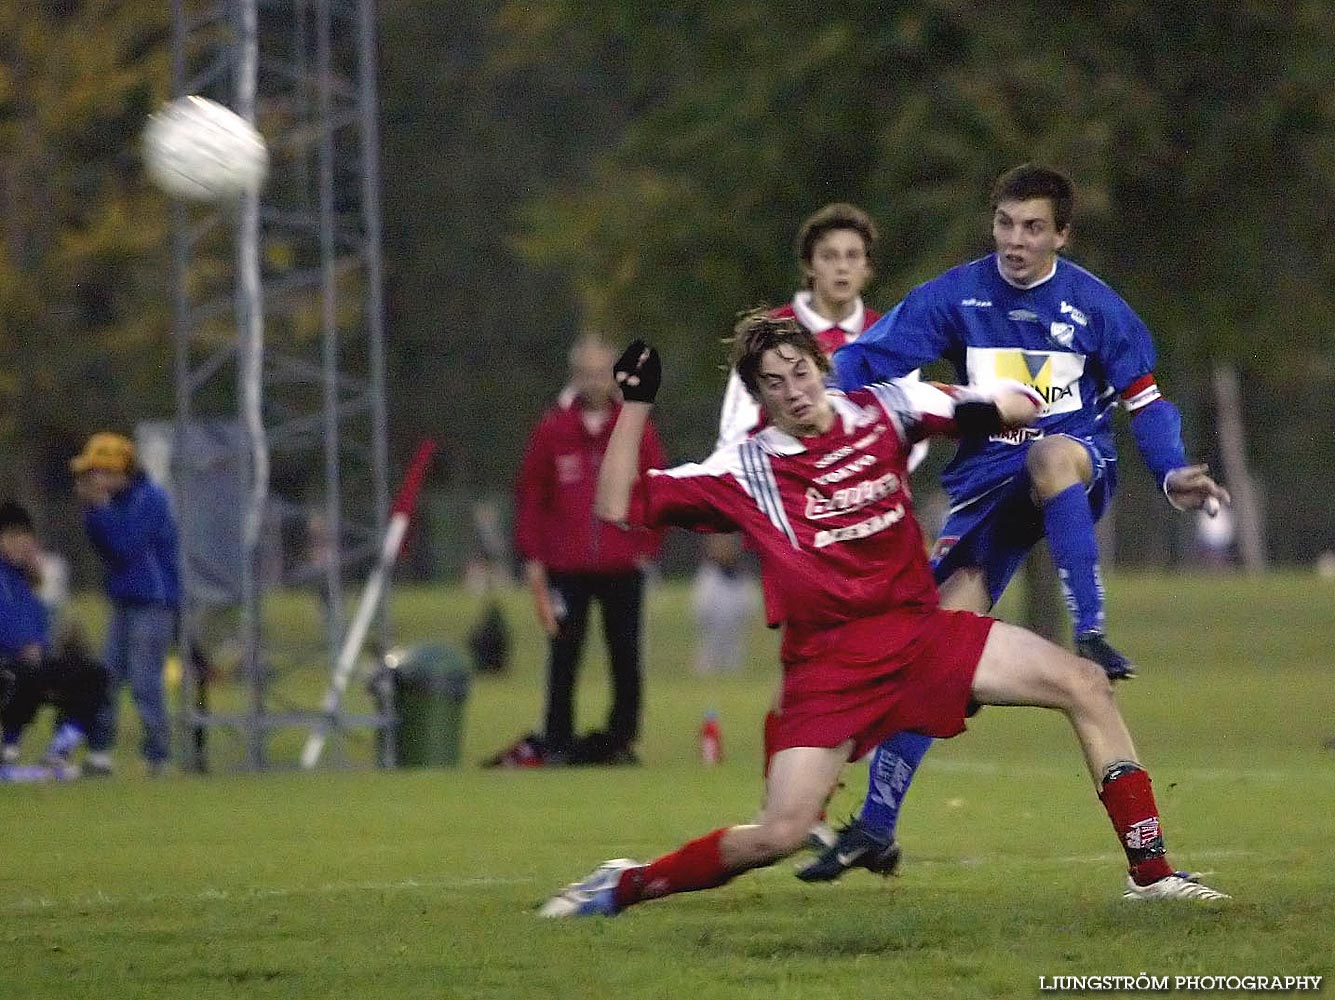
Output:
(858, 731), (934, 840)
(1043, 482), (1104, 636)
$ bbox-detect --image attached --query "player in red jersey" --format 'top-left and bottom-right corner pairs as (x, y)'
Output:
(539, 311), (1228, 916)
(715, 203), (924, 814)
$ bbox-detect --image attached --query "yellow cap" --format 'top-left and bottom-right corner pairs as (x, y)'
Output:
(70, 432), (135, 474)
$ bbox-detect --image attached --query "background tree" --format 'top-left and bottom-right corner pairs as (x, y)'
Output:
(2, 1), (1331, 573)
(0, 1), (171, 560)
(490, 0), (1335, 560)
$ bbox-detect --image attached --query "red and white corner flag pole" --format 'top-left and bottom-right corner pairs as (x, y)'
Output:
(300, 439), (438, 770)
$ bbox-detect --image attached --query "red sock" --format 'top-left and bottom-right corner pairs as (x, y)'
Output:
(762, 710), (780, 779)
(1099, 763), (1174, 885)
(613, 828), (734, 909)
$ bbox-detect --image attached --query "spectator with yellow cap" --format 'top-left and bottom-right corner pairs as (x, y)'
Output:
(71, 431), (180, 776)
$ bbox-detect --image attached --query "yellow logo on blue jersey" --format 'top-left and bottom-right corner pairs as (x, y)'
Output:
(965, 347), (1086, 417)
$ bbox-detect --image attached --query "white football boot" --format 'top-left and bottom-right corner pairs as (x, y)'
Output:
(1123, 874), (1230, 901)
(538, 858), (641, 918)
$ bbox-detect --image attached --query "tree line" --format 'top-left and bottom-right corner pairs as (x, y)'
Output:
(3, 1), (1332, 569)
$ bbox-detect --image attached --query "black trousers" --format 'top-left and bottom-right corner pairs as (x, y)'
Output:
(0, 651), (108, 744)
(542, 569), (644, 753)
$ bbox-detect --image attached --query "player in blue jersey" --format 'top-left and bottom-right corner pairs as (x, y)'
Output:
(797, 163), (1230, 882)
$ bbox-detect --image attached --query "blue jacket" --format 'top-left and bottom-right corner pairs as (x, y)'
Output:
(0, 558), (49, 659)
(85, 473), (181, 607)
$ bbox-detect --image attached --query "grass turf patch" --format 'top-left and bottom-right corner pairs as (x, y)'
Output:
(2, 572), (1332, 998)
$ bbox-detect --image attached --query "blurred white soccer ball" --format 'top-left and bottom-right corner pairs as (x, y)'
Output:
(142, 96), (268, 202)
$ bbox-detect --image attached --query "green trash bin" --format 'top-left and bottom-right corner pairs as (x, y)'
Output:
(390, 643), (471, 767)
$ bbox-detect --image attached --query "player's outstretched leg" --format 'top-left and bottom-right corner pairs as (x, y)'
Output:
(540, 745), (847, 917)
(795, 729), (931, 882)
(761, 706), (835, 851)
(970, 621), (1228, 901)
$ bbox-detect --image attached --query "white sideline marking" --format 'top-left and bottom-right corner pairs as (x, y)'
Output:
(5, 875), (536, 914)
(7, 850), (1249, 914)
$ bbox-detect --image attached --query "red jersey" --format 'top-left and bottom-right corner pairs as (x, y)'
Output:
(635, 380), (995, 755)
(633, 382), (955, 632)
(774, 295), (882, 358)
(515, 395), (665, 573)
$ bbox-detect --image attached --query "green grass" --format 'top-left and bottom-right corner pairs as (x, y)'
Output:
(3, 572), (1333, 998)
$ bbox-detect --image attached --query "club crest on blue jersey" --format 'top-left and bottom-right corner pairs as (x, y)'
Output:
(1049, 322), (1076, 348)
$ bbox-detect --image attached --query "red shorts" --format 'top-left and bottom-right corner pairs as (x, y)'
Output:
(770, 606), (994, 760)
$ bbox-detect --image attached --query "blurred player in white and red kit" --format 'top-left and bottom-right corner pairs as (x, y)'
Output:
(712, 203), (925, 794)
(717, 202), (888, 449)
(540, 312), (1229, 916)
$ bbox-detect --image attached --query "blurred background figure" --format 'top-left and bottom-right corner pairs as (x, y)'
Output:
(466, 500), (513, 675)
(690, 534), (760, 676)
(304, 510), (339, 631)
(71, 432), (180, 777)
(36, 550), (71, 630)
(511, 335), (665, 765)
(0, 500), (106, 777)
(463, 500), (513, 594)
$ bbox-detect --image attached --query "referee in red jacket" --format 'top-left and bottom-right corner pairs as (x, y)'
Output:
(514, 336), (665, 764)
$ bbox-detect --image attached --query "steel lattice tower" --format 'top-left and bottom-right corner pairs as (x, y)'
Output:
(168, 0), (390, 770)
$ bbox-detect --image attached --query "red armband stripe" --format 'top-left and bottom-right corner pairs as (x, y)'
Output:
(1121, 373), (1161, 412)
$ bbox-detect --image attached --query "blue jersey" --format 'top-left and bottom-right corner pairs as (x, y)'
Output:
(835, 254), (1158, 501)
(85, 473), (181, 607)
(0, 558), (48, 659)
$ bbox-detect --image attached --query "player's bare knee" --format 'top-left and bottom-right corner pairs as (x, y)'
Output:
(755, 812), (817, 858)
(1068, 654), (1115, 708)
(1026, 437), (1089, 495)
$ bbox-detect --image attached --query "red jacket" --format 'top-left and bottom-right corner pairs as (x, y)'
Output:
(514, 395), (666, 573)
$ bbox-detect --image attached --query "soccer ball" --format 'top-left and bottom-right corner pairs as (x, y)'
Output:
(142, 96), (269, 202)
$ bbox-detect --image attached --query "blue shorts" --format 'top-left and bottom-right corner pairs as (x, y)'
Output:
(929, 436), (1117, 604)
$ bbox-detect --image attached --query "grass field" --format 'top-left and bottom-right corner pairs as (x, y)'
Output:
(2, 573), (1332, 999)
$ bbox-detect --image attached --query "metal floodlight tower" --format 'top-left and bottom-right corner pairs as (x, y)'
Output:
(168, 0), (390, 770)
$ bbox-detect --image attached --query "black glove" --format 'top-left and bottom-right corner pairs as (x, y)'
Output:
(613, 340), (662, 404)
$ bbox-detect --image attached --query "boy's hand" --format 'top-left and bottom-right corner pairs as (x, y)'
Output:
(613, 340), (661, 404)
(990, 378), (1044, 426)
(1164, 464), (1230, 515)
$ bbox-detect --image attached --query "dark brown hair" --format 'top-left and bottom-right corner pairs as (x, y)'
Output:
(0, 499), (34, 534)
(730, 308), (831, 398)
(990, 163), (1075, 232)
(794, 202), (879, 267)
